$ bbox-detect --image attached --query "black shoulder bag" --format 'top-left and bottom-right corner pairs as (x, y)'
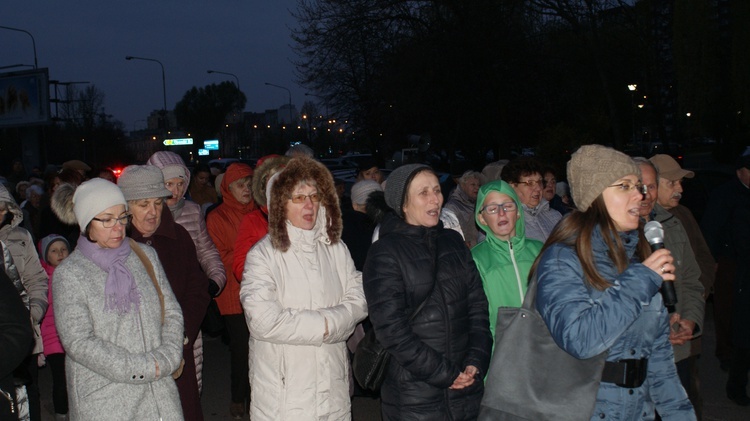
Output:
(353, 249), (438, 392)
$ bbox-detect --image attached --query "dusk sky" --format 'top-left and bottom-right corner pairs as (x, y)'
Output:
(1, 0), (306, 131)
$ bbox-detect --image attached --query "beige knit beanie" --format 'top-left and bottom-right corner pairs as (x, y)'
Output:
(567, 144), (640, 211)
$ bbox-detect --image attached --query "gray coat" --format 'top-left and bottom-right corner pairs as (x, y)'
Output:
(0, 184), (48, 354)
(521, 198), (562, 243)
(653, 204), (705, 362)
(54, 243), (184, 421)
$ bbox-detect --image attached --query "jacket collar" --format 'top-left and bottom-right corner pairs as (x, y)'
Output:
(130, 205), (178, 241)
(591, 225), (640, 261)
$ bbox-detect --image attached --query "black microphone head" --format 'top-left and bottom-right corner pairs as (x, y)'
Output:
(644, 220), (664, 245)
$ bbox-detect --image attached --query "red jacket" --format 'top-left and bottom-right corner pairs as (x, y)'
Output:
(232, 207), (269, 281)
(207, 163), (255, 315)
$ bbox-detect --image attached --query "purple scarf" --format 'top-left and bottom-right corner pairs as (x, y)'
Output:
(76, 234), (141, 314)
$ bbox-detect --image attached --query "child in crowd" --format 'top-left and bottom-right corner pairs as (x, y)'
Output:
(38, 234), (70, 421)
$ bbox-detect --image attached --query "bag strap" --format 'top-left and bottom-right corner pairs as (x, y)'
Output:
(522, 273), (538, 311)
(129, 239), (164, 325)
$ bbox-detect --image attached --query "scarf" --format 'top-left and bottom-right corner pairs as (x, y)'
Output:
(169, 197), (186, 220)
(76, 234), (141, 314)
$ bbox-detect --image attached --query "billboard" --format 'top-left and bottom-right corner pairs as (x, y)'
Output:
(0, 68), (51, 127)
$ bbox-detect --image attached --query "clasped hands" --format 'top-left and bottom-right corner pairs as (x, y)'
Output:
(450, 365), (479, 390)
(668, 313), (695, 346)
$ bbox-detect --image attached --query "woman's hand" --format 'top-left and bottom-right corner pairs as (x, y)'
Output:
(449, 365), (478, 390)
(642, 248), (676, 282)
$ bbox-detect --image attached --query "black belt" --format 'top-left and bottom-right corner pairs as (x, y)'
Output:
(601, 358), (648, 388)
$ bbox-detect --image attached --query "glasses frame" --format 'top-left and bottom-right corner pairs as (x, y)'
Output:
(514, 179), (546, 188)
(289, 192), (322, 204)
(480, 201), (518, 215)
(92, 213), (132, 228)
(608, 181), (647, 195)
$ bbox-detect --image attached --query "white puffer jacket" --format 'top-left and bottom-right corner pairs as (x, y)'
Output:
(240, 208), (367, 420)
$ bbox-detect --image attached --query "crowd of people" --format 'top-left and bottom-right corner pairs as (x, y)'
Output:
(0, 143), (748, 420)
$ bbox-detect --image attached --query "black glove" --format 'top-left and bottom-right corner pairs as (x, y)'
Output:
(208, 279), (220, 297)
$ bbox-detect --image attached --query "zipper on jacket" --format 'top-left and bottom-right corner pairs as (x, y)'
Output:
(508, 241), (524, 304)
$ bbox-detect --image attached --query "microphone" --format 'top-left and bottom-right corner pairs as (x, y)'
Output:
(644, 220), (677, 311)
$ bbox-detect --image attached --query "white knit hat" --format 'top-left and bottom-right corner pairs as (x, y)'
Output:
(73, 178), (127, 232)
(351, 180), (383, 205)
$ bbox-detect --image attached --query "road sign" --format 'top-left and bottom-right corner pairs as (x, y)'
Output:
(163, 138), (193, 146)
(204, 139), (219, 150)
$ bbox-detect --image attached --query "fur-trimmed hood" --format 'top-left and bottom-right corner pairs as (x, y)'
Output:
(50, 183), (78, 226)
(252, 155), (290, 207)
(0, 184), (23, 231)
(267, 156), (341, 252)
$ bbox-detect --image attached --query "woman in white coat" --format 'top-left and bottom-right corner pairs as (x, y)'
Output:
(240, 156), (367, 420)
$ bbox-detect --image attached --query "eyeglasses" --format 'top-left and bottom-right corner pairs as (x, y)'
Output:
(608, 181), (647, 195)
(92, 214), (132, 228)
(289, 193), (321, 203)
(481, 202), (518, 215)
(514, 179), (546, 188)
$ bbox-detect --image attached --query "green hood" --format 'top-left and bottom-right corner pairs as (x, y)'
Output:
(474, 180), (525, 241)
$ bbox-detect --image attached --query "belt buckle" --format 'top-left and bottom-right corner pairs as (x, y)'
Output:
(617, 359), (646, 388)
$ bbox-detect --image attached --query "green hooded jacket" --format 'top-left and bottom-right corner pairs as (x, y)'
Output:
(470, 180), (543, 341)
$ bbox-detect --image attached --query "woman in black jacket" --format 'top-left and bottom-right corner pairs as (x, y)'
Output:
(363, 164), (492, 420)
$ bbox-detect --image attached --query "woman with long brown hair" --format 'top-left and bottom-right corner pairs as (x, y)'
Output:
(533, 145), (694, 420)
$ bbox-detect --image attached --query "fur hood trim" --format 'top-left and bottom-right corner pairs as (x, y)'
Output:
(50, 183), (78, 225)
(268, 156), (341, 252)
(252, 155), (290, 206)
(0, 184), (23, 230)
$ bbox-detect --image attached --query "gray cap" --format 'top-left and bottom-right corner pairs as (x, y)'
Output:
(117, 165), (172, 201)
(385, 164), (429, 218)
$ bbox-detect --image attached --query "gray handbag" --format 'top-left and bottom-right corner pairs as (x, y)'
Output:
(478, 274), (607, 421)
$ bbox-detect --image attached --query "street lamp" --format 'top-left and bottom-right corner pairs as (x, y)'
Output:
(207, 70), (240, 91)
(0, 64), (34, 71)
(627, 84), (637, 143)
(125, 55), (168, 128)
(0, 25), (38, 68)
(265, 82), (293, 125)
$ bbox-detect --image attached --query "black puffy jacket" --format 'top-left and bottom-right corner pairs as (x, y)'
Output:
(363, 213), (492, 420)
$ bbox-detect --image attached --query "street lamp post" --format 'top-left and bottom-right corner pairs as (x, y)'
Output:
(0, 25), (38, 68)
(126, 56), (168, 129)
(0, 64), (35, 71)
(265, 82), (293, 125)
(207, 70), (240, 91)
